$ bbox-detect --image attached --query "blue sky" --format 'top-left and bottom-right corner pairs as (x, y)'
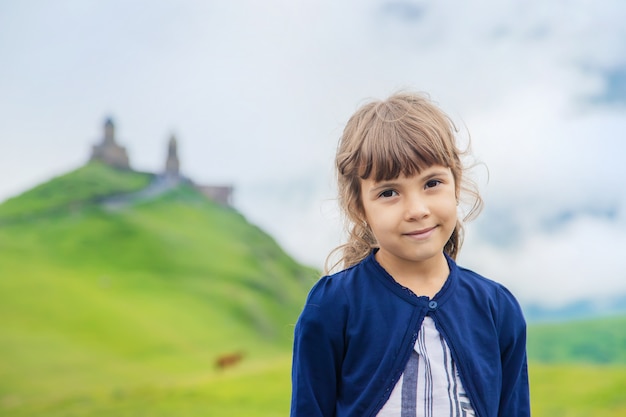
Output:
(1, 0), (626, 306)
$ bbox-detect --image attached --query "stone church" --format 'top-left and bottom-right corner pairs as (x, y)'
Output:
(90, 118), (130, 169)
(90, 117), (233, 206)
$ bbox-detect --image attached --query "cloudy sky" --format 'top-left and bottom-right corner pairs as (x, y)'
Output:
(1, 0), (625, 307)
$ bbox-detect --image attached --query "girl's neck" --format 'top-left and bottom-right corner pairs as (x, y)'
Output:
(375, 251), (449, 299)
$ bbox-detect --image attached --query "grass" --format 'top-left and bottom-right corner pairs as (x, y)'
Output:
(0, 162), (152, 222)
(3, 358), (625, 417)
(530, 364), (626, 417)
(1, 356), (293, 417)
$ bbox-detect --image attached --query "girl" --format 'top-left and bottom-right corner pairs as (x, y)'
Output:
(290, 92), (530, 417)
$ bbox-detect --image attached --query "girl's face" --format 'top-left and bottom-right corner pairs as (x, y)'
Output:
(360, 164), (457, 273)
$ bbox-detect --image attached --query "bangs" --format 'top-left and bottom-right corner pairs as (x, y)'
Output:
(355, 112), (458, 182)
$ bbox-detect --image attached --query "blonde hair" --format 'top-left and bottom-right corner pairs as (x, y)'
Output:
(327, 91), (483, 273)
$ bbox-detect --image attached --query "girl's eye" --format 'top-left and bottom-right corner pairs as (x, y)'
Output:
(379, 189), (398, 198)
(425, 179), (442, 189)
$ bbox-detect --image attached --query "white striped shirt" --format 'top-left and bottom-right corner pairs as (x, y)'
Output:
(377, 317), (476, 417)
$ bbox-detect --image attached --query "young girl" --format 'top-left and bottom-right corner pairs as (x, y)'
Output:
(290, 92), (530, 417)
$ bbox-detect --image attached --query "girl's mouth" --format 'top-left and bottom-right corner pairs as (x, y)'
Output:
(404, 226), (437, 239)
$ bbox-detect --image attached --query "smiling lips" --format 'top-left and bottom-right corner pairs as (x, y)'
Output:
(403, 226), (437, 240)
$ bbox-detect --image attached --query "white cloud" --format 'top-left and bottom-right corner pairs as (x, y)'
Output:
(460, 215), (626, 306)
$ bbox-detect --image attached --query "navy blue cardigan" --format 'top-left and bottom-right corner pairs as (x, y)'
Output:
(291, 252), (530, 417)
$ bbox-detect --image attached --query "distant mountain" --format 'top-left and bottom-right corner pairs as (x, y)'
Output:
(0, 162), (317, 406)
(523, 295), (626, 323)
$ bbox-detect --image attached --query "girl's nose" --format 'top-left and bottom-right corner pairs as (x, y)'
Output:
(404, 194), (429, 220)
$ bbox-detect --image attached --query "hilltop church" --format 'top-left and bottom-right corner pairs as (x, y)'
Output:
(89, 117), (233, 206)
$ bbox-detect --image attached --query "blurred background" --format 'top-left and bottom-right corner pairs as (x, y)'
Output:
(1, 1), (625, 416)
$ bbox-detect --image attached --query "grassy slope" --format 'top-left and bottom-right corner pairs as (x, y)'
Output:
(0, 163), (316, 415)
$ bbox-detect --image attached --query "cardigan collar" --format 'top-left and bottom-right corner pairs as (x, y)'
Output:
(363, 250), (459, 308)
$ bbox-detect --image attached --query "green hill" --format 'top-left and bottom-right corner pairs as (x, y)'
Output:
(0, 162), (317, 415)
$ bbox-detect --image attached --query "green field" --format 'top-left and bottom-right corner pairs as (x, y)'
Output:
(2, 355), (295, 417)
(4, 357), (625, 416)
(1, 163), (625, 416)
(530, 364), (626, 417)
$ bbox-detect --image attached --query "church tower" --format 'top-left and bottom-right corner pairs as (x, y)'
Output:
(90, 117), (130, 169)
(165, 134), (180, 178)
(103, 118), (115, 145)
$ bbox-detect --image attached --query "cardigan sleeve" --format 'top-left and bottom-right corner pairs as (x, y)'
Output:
(496, 286), (531, 417)
(290, 276), (348, 417)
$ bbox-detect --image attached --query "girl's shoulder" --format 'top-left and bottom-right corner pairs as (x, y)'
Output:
(306, 259), (366, 300)
(455, 264), (505, 289)
(304, 255), (382, 307)
(297, 269), (357, 330)
(453, 263), (524, 312)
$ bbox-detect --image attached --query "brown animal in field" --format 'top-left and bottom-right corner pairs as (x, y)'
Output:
(215, 352), (245, 370)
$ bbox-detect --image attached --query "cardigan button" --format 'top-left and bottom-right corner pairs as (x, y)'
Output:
(428, 301), (438, 310)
